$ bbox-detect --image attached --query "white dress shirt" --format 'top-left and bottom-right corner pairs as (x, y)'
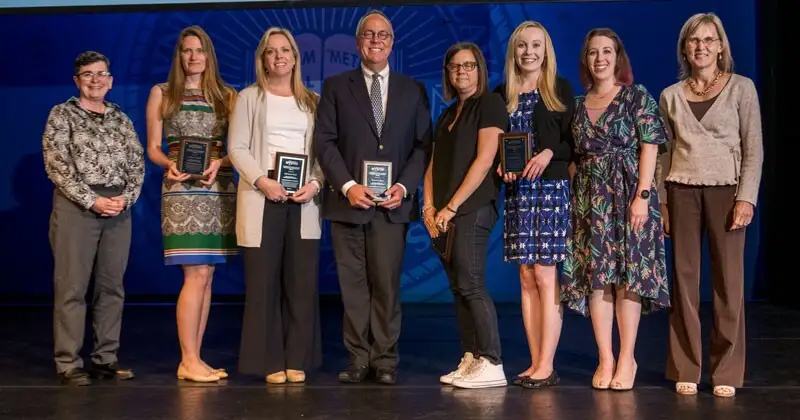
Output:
(342, 63), (407, 198)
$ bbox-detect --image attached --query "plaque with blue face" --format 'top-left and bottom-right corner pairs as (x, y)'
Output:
(177, 138), (212, 180)
(362, 160), (392, 202)
(273, 152), (308, 195)
(499, 132), (532, 175)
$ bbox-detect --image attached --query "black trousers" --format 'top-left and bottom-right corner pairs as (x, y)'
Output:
(330, 214), (408, 370)
(441, 203), (501, 364)
(238, 200), (322, 376)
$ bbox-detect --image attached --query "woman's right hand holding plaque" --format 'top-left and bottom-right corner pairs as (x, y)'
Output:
(167, 161), (191, 182)
(256, 176), (288, 203)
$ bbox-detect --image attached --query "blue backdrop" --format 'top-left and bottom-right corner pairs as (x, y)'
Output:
(0, 0), (762, 302)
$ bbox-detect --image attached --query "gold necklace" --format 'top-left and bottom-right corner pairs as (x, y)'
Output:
(688, 71), (723, 96)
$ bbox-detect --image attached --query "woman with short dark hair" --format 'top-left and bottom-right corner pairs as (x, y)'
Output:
(44, 50), (144, 386)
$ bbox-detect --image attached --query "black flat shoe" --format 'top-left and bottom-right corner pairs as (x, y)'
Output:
(520, 370), (559, 389)
(59, 368), (92, 386)
(512, 375), (530, 386)
(90, 362), (135, 380)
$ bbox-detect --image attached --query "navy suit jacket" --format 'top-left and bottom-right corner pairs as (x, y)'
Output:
(314, 67), (433, 225)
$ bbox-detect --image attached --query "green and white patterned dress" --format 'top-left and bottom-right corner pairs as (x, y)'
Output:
(160, 86), (237, 265)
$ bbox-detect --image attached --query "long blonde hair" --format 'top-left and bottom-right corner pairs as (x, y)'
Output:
(504, 21), (565, 113)
(676, 12), (734, 80)
(254, 27), (317, 114)
(162, 25), (235, 120)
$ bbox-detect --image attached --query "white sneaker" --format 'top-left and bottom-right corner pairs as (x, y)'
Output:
(440, 352), (475, 385)
(451, 357), (507, 389)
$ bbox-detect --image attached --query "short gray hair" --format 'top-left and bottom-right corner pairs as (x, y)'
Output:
(74, 51), (110, 75)
(355, 9), (393, 38)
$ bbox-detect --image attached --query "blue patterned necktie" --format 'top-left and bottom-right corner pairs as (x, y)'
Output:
(370, 73), (384, 136)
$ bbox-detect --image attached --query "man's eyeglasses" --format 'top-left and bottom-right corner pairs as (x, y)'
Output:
(360, 30), (393, 41)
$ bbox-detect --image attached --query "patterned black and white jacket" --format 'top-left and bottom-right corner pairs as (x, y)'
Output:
(42, 97), (145, 210)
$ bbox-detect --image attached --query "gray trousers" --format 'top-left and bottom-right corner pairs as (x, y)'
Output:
(49, 190), (131, 373)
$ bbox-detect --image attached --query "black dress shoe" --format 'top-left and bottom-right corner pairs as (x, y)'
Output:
(59, 368), (92, 386)
(374, 369), (396, 385)
(338, 365), (369, 383)
(89, 362), (135, 380)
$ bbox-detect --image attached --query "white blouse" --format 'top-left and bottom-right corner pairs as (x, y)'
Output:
(264, 91), (307, 169)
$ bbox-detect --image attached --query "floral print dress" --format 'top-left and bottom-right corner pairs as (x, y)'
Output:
(561, 84), (669, 316)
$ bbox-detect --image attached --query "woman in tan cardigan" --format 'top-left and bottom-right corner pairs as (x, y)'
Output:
(228, 27), (324, 384)
(658, 12), (763, 398)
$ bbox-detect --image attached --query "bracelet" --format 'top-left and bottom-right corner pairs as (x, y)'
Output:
(445, 205), (457, 214)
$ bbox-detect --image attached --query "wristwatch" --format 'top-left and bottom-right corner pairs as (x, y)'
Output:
(639, 190), (650, 200)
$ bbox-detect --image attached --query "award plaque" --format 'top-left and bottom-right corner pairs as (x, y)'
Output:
(362, 160), (392, 202)
(499, 132), (532, 175)
(272, 152), (308, 195)
(431, 221), (456, 262)
(177, 138), (212, 180)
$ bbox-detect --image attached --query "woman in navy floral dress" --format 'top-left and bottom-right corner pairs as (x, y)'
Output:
(561, 28), (669, 391)
(495, 21), (575, 389)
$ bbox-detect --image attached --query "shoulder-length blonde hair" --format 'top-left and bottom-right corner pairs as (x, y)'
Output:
(677, 12), (734, 80)
(254, 27), (317, 114)
(504, 21), (565, 113)
(162, 25), (235, 120)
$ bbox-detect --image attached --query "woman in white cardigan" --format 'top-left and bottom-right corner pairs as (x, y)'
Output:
(228, 27), (324, 384)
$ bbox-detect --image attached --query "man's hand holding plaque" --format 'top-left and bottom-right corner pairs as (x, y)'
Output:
(362, 160), (393, 202)
(346, 184), (376, 209)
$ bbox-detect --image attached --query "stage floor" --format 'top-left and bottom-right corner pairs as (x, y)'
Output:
(1, 300), (798, 419)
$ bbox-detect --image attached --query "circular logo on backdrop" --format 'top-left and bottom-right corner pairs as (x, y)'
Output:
(121, 5), (461, 299)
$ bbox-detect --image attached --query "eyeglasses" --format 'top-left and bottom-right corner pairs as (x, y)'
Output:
(360, 30), (393, 40)
(446, 62), (477, 72)
(686, 37), (719, 46)
(76, 71), (111, 80)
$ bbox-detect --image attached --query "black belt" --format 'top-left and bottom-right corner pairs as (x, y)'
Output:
(88, 184), (124, 198)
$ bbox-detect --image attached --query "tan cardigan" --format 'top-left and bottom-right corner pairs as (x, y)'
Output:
(228, 85), (324, 246)
(657, 74), (763, 205)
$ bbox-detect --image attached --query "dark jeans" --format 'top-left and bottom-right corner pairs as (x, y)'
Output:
(441, 203), (501, 364)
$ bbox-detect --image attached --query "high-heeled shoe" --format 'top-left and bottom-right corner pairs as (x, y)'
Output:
(177, 364), (220, 383)
(592, 360), (616, 390)
(610, 360), (637, 391)
(286, 369), (305, 383)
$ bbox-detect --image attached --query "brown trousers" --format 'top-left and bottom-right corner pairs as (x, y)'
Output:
(666, 183), (747, 387)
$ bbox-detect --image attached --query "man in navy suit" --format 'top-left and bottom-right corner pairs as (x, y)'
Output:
(315, 9), (432, 385)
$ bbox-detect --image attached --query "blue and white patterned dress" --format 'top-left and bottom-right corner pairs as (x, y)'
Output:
(503, 90), (571, 266)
